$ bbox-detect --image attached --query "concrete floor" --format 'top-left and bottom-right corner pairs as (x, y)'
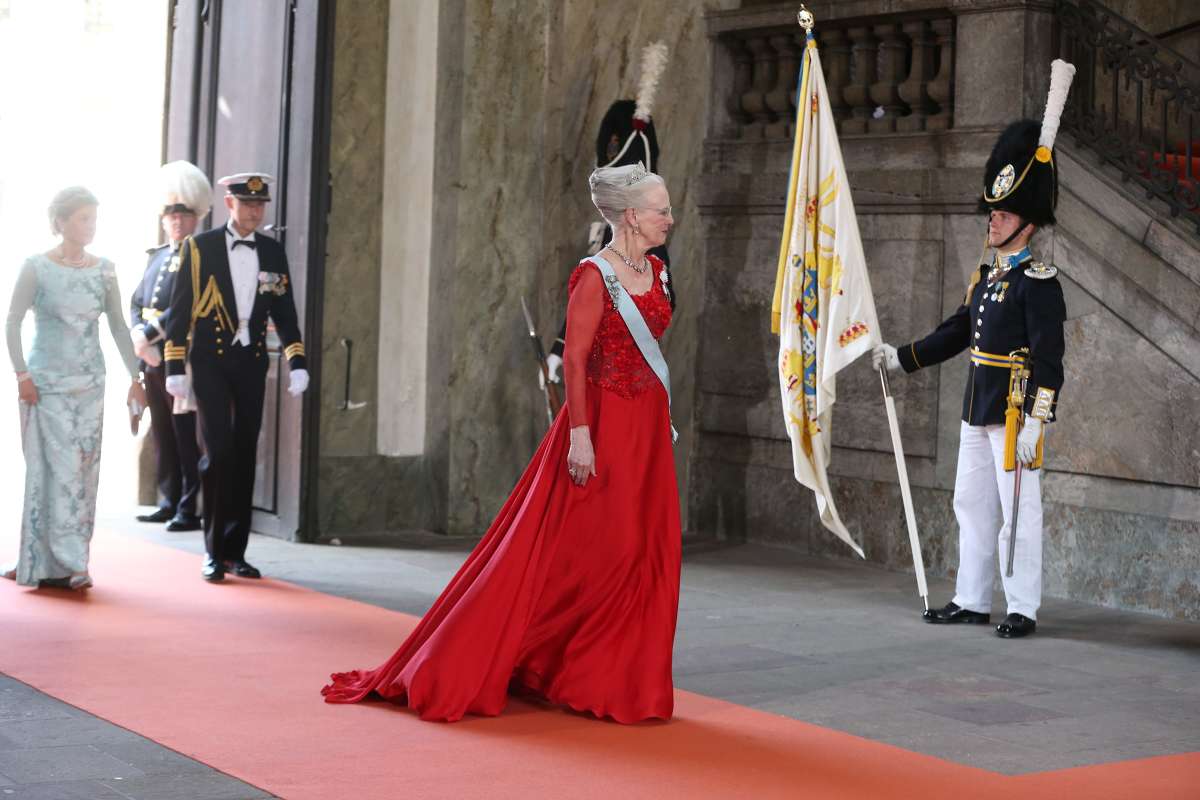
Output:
(2, 509), (1198, 798)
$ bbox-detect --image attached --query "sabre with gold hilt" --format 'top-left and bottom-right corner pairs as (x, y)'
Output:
(1002, 347), (1043, 578)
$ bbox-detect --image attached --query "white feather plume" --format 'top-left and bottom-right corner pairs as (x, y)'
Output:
(160, 160), (213, 218)
(1039, 59), (1077, 151)
(634, 41), (669, 122)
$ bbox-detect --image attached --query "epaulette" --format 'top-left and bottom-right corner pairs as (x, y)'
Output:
(145, 243), (168, 255)
(1024, 261), (1058, 279)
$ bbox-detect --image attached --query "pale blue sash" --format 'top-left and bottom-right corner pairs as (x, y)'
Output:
(584, 255), (677, 443)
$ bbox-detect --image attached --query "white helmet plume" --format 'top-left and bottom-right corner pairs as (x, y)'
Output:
(1038, 59), (1076, 152)
(634, 41), (669, 124)
(160, 160), (213, 219)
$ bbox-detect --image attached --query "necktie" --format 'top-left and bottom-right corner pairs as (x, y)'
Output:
(232, 239), (257, 250)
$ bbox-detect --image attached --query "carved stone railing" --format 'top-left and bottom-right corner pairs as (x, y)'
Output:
(1057, 0), (1200, 237)
(717, 10), (956, 139)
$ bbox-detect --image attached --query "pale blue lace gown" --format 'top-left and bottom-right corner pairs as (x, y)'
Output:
(5, 254), (138, 585)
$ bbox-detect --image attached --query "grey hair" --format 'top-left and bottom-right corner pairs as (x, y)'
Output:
(48, 186), (99, 234)
(588, 163), (665, 230)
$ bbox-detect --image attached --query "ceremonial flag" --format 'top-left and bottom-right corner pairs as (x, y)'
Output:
(771, 29), (882, 557)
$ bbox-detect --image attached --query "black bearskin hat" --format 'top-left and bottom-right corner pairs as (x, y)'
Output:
(596, 100), (660, 170)
(978, 119), (1058, 227)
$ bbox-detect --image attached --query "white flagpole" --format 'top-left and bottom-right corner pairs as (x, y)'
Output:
(878, 365), (929, 609)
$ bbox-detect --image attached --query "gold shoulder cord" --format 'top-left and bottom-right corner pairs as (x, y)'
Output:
(187, 237), (234, 336)
(962, 230), (989, 306)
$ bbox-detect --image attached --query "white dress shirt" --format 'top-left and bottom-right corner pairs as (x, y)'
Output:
(225, 224), (259, 346)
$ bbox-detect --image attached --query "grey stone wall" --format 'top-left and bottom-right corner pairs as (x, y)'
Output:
(314, 0), (738, 538)
(314, 0), (389, 534)
(691, 0), (1200, 620)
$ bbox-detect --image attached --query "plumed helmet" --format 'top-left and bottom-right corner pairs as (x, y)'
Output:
(596, 99), (661, 170)
(978, 119), (1057, 226)
(595, 41), (669, 171)
(160, 160), (212, 218)
(978, 59), (1076, 228)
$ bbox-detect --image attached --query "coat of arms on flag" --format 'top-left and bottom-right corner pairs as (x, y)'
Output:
(769, 10), (930, 608)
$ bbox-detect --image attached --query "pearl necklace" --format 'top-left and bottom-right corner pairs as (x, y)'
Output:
(605, 244), (648, 274)
(57, 246), (88, 268)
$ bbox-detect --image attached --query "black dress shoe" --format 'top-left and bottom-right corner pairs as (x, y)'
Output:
(166, 513), (202, 532)
(136, 507), (175, 523)
(922, 601), (991, 625)
(996, 613), (1037, 638)
(223, 560), (261, 579)
(202, 556), (225, 582)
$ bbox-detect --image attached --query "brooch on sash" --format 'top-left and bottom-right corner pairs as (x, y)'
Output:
(603, 274), (621, 310)
(257, 271), (289, 296)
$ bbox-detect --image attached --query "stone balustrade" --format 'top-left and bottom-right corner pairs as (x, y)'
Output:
(717, 12), (956, 139)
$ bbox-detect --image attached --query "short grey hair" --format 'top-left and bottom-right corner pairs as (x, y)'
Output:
(588, 163), (665, 230)
(48, 186), (99, 234)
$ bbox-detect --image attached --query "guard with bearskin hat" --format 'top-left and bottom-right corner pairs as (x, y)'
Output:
(872, 60), (1076, 639)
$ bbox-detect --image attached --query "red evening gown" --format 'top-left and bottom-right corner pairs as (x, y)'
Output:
(321, 255), (681, 723)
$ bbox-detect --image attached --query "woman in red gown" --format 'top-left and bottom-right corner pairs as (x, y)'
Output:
(322, 164), (680, 723)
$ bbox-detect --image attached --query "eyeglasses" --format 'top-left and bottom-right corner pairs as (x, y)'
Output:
(639, 206), (673, 217)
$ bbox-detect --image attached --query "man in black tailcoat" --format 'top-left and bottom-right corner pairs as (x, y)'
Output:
(163, 172), (309, 583)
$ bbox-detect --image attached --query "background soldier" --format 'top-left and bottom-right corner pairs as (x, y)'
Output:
(163, 172), (309, 582)
(130, 161), (207, 532)
(873, 61), (1075, 639)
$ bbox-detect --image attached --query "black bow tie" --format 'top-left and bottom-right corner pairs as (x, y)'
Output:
(231, 239), (257, 250)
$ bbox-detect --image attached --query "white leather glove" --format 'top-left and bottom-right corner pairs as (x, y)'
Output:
(165, 375), (189, 399)
(1016, 416), (1042, 466)
(288, 368), (309, 396)
(539, 353), (563, 390)
(132, 327), (162, 367)
(872, 343), (901, 372)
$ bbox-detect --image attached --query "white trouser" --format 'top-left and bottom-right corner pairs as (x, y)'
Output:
(951, 421), (1043, 620)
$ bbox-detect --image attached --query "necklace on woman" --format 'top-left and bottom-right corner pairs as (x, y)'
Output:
(57, 247), (88, 268)
(605, 244), (648, 274)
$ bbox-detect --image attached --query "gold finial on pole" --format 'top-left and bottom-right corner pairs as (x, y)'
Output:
(797, 5), (815, 31)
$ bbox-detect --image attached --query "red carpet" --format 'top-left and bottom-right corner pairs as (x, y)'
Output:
(0, 531), (1196, 799)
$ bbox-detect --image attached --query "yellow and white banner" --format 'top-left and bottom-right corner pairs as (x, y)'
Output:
(771, 33), (882, 557)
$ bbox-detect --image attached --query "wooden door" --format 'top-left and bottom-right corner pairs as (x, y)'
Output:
(163, 0), (331, 539)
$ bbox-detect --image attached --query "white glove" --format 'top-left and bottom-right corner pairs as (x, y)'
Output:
(1016, 416), (1042, 466)
(165, 375), (189, 399)
(132, 327), (162, 367)
(872, 343), (901, 372)
(539, 353), (563, 390)
(288, 368), (309, 396)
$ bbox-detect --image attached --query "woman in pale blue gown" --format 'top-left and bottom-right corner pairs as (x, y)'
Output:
(2, 187), (145, 590)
